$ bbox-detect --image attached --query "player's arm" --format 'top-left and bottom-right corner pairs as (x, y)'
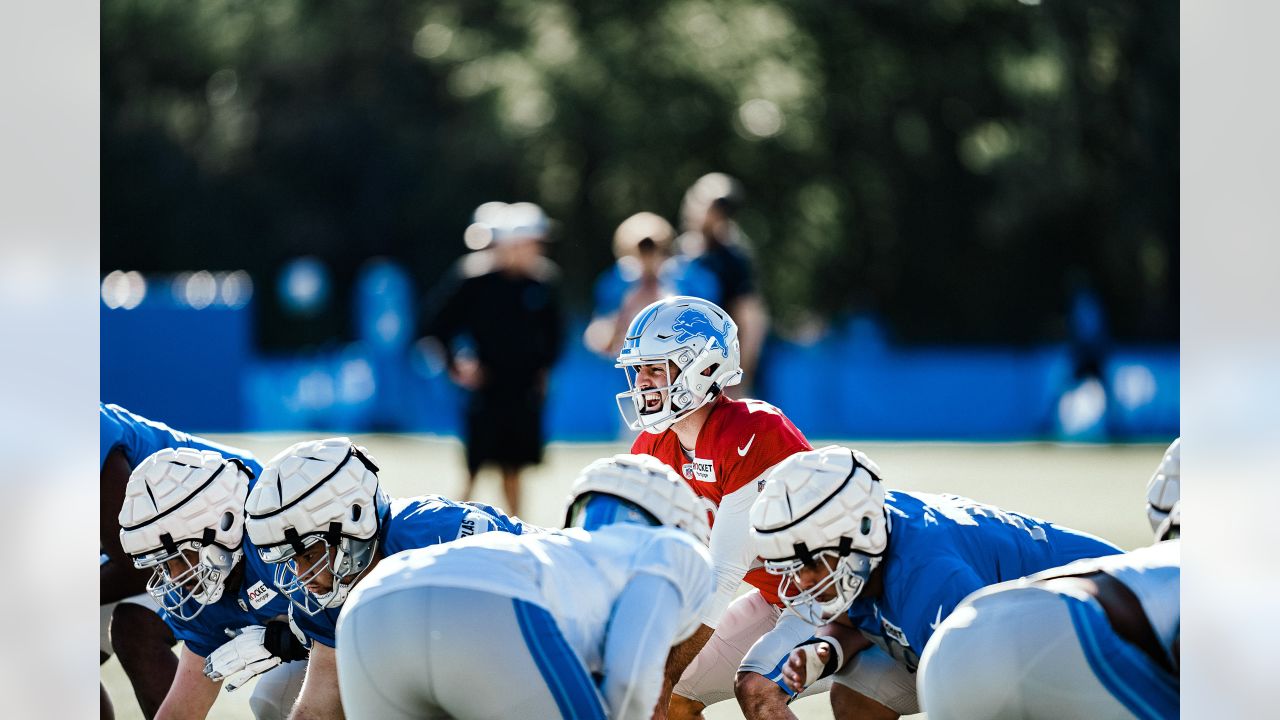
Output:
(780, 617), (868, 694)
(101, 447), (151, 604)
(603, 573), (688, 720)
(287, 642), (343, 720)
(154, 646), (221, 720)
(656, 479), (759, 702)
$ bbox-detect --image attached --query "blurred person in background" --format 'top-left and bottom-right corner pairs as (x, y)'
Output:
(418, 202), (564, 516)
(584, 211), (718, 358)
(917, 441), (1181, 719)
(334, 454), (714, 720)
(239, 437), (533, 720)
(118, 447), (308, 720)
(100, 402), (264, 720)
(678, 173), (768, 396)
(753, 445), (1123, 720)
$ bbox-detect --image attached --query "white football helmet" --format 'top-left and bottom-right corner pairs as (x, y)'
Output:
(615, 296), (743, 434)
(118, 448), (254, 620)
(751, 446), (889, 625)
(245, 438), (389, 615)
(1146, 437), (1180, 536)
(1156, 500), (1180, 542)
(565, 453), (712, 545)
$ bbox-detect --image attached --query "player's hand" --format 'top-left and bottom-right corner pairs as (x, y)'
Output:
(781, 641), (831, 694)
(204, 620), (308, 691)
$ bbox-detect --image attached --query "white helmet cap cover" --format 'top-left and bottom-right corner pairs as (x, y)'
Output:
(245, 437), (389, 615)
(118, 447), (253, 620)
(751, 445), (889, 624)
(564, 453), (713, 545)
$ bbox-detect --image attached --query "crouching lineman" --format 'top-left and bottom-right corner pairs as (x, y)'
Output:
(119, 447), (309, 720)
(751, 445), (1124, 718)
(100, 402), (265, 720)
(916, 439), (1182, 719)
(617, 296), (884, 719)
(335, 454), (715, 720)
(231, 437), (531, 719)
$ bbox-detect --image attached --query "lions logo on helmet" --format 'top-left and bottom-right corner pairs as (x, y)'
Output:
(118, 448), (254, 620)
(751, 445), (889, 625)
(615, 296), (743, 434)
(245, 438), (389, 616)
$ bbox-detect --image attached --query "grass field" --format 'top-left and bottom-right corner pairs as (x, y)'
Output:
(101, 434), (1165, 720)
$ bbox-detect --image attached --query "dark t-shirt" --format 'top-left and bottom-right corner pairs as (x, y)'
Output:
(691, 242), (755, 308)
(419, 252), (564, 396)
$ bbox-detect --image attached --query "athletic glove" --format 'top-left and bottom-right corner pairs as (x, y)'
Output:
(204, 619), (309, 691)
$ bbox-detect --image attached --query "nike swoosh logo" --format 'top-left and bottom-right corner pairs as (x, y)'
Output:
(737, 434), (756, 456)
(930, 605), (943, 630)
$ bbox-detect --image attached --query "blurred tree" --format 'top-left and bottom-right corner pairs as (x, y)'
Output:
(102, 0), (1177, 348)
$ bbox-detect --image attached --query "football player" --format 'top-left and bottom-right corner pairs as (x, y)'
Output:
(235, 437), (532, 719)
(118, 447), (309, 720)
(100, 402), (264, 719)
(752, 445), (1124, 719)
(916, 441), (1181, 719)
(616, 296), (903, 720)
(334, 454), (715, 720)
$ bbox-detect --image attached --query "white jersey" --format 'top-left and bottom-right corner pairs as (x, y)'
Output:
(347, 524), (714, 675)
(1032, 538), (1180, 662)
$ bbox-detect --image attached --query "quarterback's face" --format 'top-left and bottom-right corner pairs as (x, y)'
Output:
(634, 361), (679, 414)
(293, 542), (336, 594)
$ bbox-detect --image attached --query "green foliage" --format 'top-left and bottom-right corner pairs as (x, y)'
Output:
(102, 0), (1177, 346)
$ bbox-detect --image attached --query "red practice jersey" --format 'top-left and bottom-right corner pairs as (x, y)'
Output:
(631, 395), (812, 604)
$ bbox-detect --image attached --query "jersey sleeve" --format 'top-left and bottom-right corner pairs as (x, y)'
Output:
(99, 404), (126, 469)
(162, 611), (222, 659)
(290, 605), (339, 648)
(699, 479), (759, 627)
(459, 500), (525, 536)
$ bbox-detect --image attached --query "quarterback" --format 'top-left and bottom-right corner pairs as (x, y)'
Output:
(615, 296), (906, 720)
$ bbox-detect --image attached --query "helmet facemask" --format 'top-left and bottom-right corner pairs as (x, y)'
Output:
(261, 524), (379, 616)
(615, 346), (738, 434)
(765, 539), (881, 625)
(134, 530), (241, 621)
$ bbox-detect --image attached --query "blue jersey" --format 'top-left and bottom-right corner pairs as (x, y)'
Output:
(847, 491), (1122, 671)
(163, 537), (294, 658)
(99, 402), (262, 478)
(293, 495), (528, 647)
